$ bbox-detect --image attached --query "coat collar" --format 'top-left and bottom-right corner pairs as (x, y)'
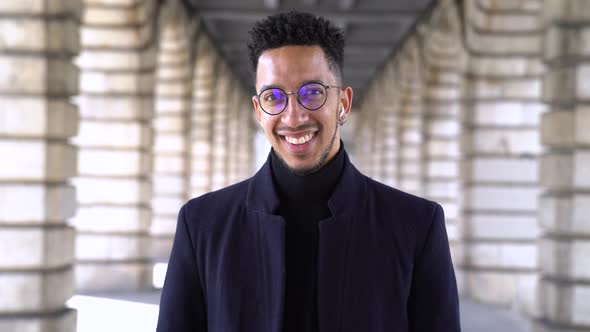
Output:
(245, 148), (366, 218)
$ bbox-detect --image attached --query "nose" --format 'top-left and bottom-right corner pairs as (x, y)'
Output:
(280, 92), (309, 127)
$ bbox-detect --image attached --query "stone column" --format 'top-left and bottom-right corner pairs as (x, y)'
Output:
(226, 81), (241, 185)
(360, 89), (378, 179)
(235, 87), (253, 182)
(354, 102), (372, 175)
(356, 60), (403, 184)
(420, 0), (464, 290)
(396, 40), (424, 196)
(363, 88), (382, 179)
(460, 0), (544, 315)
(190, 35), (217, 197)
(151, 17), (193, 267)
(0, 0), (80, 330)
(73, 0), (158, 291)
(380, 62), (401, 188)
(537, 1), (590, 331)
(238, 89), (256, 180)
(211, 63), (231, 190)
(369, 87), (386, 182)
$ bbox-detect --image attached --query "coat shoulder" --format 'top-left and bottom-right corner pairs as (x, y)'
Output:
(182, 178), (252, 230)
(361, 175), (446, 260)
(363, 175), (442, 230)
(365, 176), (439, 212)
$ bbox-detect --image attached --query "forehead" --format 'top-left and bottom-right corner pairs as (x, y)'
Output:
(255, 45), (334, 90)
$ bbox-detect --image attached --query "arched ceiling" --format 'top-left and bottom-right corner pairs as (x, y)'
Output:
(182, 0), (437, 104)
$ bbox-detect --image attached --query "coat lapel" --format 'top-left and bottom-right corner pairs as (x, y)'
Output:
(246, 156), (286, 332)
(318, 151), (367, 331)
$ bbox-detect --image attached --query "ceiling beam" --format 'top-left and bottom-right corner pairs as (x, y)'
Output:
(197, 8), (418, 24)
(264, 0), (280, 10)
(344, 46), (391, 57)
(202, 20), (222, 40)
(219, 39), (397, 47)
(219, 40), (394, 52)
(228, 60), (376, 73)
(333, 18), (348, 38)
(302, 0), (319, 6)
(339, 0), (356, 10)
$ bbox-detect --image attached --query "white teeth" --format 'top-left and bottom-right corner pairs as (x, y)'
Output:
(285, 133), (314, 145)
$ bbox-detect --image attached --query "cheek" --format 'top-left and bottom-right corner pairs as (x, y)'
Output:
(261, 118), (277, 136)
(320, 112), (338, 129)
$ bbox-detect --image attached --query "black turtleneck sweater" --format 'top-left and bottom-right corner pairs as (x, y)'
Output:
(270, 143), (346, 332)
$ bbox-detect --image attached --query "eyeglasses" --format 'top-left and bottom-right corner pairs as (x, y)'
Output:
(256, 81), (341, 115)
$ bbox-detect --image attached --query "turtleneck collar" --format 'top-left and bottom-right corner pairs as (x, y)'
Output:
(270, 142), (346, 204)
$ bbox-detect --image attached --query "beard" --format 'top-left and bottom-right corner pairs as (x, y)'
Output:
(274, 105), (339, 176)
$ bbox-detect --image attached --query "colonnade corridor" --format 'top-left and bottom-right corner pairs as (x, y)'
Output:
(0, 0), (589, 331)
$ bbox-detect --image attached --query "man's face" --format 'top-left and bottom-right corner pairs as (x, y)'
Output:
(252, 45), (353, 175)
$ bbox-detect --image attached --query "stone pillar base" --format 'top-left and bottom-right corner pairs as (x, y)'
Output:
(76, 262), (153, 292)
(0, 309), (76, 332)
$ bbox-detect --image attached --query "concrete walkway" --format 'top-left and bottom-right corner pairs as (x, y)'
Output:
(460, 297), (527, 332)
(68, 292), (527, 332)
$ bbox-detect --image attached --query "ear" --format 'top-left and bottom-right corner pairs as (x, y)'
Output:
(252, 95), (263, 126)
(340, 86), (354, 117)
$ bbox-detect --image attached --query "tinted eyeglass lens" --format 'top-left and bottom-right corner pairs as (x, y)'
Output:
(260, 88), (287, 114)
(298, 83), (326, 110)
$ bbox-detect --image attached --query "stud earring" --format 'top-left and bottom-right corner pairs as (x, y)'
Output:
(338, 107), (347, 126)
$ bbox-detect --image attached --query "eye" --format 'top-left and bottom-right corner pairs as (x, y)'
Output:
(304, 89), (322, 95)
(299, 83), (325, 98)
(261, 89), (279, 100)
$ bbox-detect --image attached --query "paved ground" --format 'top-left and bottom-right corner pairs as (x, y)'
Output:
(460, 297), (527, 332)
(72, 291), (529, 332)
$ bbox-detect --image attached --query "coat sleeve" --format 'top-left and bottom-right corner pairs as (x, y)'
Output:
(407, 203), (461, 332)
(156, 205), (207, 331)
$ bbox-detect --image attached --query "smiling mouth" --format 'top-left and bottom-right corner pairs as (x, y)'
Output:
(283, 132), (315, 145)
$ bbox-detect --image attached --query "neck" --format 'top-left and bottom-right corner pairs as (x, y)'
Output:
(270, 142), (345, 202)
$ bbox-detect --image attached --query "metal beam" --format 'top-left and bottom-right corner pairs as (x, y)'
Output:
(198, 8), (418, 24)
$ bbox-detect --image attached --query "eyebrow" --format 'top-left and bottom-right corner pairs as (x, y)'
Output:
(258, 84), (281, 92)
(258, 79), (326, 93)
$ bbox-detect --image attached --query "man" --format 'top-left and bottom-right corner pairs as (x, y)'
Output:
(157, 11), (460, 332)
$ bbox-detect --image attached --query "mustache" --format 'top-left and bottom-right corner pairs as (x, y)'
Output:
(274, 124), (319, 133)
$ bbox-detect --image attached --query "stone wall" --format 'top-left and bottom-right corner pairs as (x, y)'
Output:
(537, 0), (590, 330)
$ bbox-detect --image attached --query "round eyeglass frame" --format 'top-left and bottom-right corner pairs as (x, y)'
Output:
(255, 81), (341, 116)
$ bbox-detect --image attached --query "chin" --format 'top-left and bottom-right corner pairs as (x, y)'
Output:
(289, 162), (320, 176)
(276, 153), (323, 176)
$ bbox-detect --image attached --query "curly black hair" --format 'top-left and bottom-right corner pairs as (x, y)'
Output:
(247, 11), (345, 82)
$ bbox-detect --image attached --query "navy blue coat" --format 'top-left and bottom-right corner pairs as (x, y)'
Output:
(157, 152), (460, 332)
